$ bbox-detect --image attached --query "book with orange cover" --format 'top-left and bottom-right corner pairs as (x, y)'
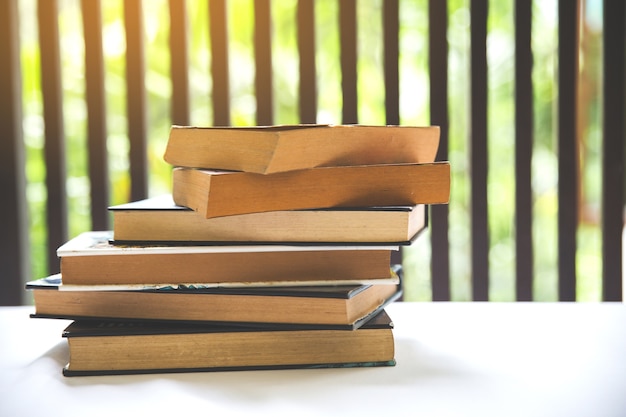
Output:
(173, 162), (450, 218)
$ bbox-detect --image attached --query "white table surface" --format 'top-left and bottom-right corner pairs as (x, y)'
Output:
(1, 302), (625, 417)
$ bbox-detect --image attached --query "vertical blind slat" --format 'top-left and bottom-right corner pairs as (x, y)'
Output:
(557, 0), (579, 301)
(38, 0), (67, 274)
(209, 0), (231, 126)
(125, 0), (149, 201)
(601, 0), (625, 301)
(383, 0), (399, 125)
(514, 0), (534, 301)
(429, 0), (451, 301)
(81, 0), (109, 230)
(169, 0), (191, 126)
(297, 0), (317, 123)
(470, 0), (489, 301)
(254, 0), (273, 126)
(0, 0), (29, 305)
(339, 0), (358, 124)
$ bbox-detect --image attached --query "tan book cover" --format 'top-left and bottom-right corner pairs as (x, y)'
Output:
(164, 124), (440, 174)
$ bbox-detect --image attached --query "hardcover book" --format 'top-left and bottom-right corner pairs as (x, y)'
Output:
(109, 195), (426, 245)
(57, 231), (400, 287)
(26, 267), (402, 329)
(61, 310), (396, 376)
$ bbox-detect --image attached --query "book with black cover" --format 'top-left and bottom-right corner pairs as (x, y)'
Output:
(109, 195), (427, 245)
(26, 266), (403, 329)
(61, 310), (396, 376)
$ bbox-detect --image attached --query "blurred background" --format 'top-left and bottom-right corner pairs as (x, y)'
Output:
(17, 0), (606, 301)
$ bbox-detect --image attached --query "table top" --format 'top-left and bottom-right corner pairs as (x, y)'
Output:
(2, 302), (626, 417)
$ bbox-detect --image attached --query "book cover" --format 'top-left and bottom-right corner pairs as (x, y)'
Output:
(164, 124), (440, 174)
(173, 162), (450, 218)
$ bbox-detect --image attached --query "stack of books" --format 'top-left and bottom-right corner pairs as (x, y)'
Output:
(27, 124), (450, 376)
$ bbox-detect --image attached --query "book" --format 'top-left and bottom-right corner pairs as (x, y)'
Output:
(26, 268), (402, 329)
(61, 310), (396, 376)
(173, 162), (450, 218)
(57, 231), (399, 287)
(163, 124), (440, 174)
(109, 195), (427, 245)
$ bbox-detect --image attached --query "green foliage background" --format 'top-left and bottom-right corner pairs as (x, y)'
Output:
(19, 0), (604, 301)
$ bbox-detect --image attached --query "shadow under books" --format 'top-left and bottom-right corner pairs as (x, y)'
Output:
(46, 337), (476, 393)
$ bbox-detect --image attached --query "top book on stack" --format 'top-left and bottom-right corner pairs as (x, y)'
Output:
(164, 124), (441, 174)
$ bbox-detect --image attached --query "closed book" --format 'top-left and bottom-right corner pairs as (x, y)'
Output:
(173, 162), (450, 218)
(109, 195), (426, 245)
(57, 231), (399, 287)
(164, 124), (440, 174)
(26, 267), (402, 329)
(61, 310), (396, 376)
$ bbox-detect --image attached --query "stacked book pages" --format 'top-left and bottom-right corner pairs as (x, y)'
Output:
(27, 124), (450, 376)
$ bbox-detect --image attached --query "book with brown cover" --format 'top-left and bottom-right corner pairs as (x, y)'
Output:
(173, 162), (450, 218)
(164, 124), (440, 174)
(61, 310), (396, 376)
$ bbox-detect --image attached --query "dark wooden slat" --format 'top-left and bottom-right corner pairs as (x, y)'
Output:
(339, 0), (358, 124)
(514, 0), (533, 301)
(38, 0), (67, 274)
(601, 0), (625, 301)
(470, 0), (489, 301)
(209, 0), (231, 126)
(169, 0), (190, 126)
(383, 0), (399, 125)
(557, 0), (579, 301)
(254, 0), (273, 126)
(297, 0), (317, 124)
(81, 0), (109, 230)
(383, 0), (401, 266)
(0, 0), (29, 305)
(429, 0), (451, 301)
(125, 0), (149, 201)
